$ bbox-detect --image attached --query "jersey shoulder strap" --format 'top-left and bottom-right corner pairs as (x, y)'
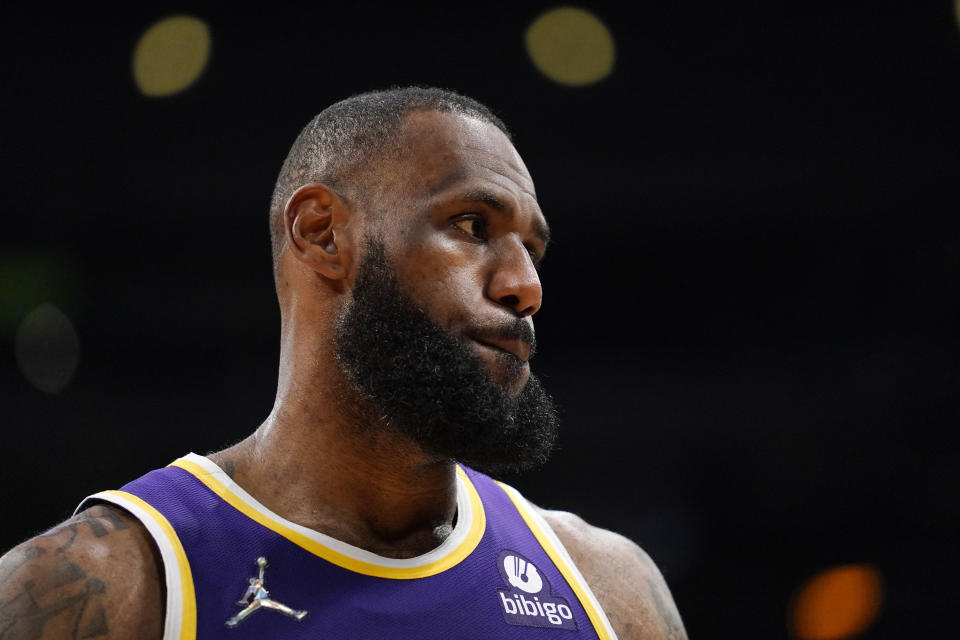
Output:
(464, 468), (619, 640)
(76, 468), (197, 640)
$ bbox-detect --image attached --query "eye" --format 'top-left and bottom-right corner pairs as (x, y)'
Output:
(526, 247), (544, 271)
(452, 215), (488, 240)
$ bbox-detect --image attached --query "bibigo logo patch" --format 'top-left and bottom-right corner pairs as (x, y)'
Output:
(496, 550), (577, 630)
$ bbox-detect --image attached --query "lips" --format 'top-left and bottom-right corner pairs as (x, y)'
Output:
(471, 333), (533, 362)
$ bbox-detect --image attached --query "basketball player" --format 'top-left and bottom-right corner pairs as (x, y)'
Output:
(0, 88), (687, 639)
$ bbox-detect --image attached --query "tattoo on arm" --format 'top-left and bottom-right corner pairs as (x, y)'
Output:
(0, 549), (44, 588)
(0, 554), (107, 639)
(0, 506), (128, 639)
(34, 506), (129, 554)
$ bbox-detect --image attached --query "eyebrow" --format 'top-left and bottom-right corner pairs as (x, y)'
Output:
(456, 187), (551, 247)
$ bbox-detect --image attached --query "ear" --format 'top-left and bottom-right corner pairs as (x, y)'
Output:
(285, 183), (354, 280)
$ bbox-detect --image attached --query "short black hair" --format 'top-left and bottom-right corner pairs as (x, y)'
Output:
(269, 86), (510, 271)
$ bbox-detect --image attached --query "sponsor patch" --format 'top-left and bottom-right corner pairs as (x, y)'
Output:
(496, 550), (577, 630)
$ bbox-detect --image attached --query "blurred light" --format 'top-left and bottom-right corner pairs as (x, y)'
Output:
(1, 258), (56, 332)
(525, 7), (615, 87)
(132, 15), (211, 97)
(0, 253), (79, 336)
(15, 304), (80, 394)
(789, 564), (884, 640)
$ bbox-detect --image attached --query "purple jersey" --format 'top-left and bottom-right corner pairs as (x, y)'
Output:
(77, 454), (617, 639)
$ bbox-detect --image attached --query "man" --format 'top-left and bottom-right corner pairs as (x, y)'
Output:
(0, 88), (686, 639)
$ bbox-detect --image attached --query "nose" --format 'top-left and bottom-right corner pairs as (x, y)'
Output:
(486, 236), (542, 317)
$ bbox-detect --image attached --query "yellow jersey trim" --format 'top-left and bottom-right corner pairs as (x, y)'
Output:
(497, 481), (617, 640)
(169, 457), (486, 579)
(99, 490), (197, 640)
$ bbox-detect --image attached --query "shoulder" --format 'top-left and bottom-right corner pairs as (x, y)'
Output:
(0, 504), (164, 640)
(540, 509), (688, 640)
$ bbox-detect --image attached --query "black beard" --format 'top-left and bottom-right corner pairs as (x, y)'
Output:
(334, 240), (558, 476)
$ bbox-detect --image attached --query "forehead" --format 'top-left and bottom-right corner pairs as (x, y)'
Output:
(395, 111), (539, 208)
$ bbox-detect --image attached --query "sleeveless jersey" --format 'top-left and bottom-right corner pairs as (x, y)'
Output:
(77, 454), (617, 639)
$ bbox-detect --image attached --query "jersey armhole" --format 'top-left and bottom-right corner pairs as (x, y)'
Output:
(496, 481), (619, 640)
(76, 491), (197, 640)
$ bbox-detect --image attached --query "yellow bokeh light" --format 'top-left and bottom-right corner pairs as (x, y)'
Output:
(132, 15), (211, 97)
(525, 7), (615, 87)
(789, 565), (884, 640)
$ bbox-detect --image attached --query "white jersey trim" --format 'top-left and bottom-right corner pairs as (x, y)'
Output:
(498, 482), (619, 640)
(75, 490), (196, 640)
(177, 452), (479, 571)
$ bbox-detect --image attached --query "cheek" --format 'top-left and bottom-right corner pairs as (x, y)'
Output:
(394, 243), (487, 326)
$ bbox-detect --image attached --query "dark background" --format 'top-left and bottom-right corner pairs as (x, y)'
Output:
(2, 1), (958, 637)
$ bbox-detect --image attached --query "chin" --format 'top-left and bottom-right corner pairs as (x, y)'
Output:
(470, 342), (530, 389)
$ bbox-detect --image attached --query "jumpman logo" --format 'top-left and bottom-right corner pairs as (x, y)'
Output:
(225, 557), (308, 628)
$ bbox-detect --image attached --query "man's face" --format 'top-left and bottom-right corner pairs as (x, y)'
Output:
(334, 111), (557, 474)
(378, 111), (549, 393)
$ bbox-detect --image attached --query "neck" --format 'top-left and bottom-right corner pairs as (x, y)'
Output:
(213, 341), (459, 559)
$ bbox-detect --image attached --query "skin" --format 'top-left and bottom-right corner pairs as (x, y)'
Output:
(0, 110), (686, 639)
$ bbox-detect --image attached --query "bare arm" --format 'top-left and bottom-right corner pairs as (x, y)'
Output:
(0, 505), (164, 640)
(541, 509), (687, 640)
